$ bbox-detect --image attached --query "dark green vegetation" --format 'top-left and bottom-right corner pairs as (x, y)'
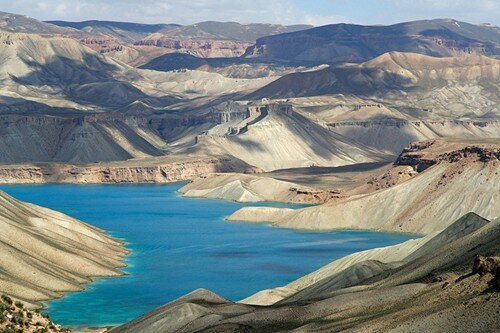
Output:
(0, 295), (69, 333)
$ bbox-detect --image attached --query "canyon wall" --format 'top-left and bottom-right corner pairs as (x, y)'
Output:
(0, 157), (258, 184)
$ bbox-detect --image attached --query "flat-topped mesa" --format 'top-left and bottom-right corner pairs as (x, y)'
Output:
(210, 100), (294, 125)
(395, 139), (500, 172)
(201, 99), (294, 138)
(134, 37), (251, 58)
(210, 101), (249, 124)
(248, 99), (293, 116)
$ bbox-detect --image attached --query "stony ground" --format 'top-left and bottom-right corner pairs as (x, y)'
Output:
(0, 295), (69, 333)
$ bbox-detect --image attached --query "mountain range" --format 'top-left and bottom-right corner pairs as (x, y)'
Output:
(0, 9), (499, 333)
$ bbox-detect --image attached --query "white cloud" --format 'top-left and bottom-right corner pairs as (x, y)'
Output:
(382, 0), (500, 24)
(0, 0), (498, 26)
(302, 14), (346, 26)
(0, 0), (306, 24)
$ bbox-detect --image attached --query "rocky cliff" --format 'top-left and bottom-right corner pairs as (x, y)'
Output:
(134, 36), (251, 58)
(0, 157), (258, 184)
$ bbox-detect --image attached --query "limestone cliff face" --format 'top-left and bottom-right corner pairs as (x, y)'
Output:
(134, 37), (251, 58)
(0, 158), (258, 184)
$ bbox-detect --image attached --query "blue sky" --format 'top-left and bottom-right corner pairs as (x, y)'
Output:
(0, 0), (498, 26)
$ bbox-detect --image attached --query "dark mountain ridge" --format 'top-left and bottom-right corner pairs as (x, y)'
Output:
(243, 19), (500, 64)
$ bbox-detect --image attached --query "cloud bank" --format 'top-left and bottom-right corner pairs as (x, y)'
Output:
(0, 0), (497, 26)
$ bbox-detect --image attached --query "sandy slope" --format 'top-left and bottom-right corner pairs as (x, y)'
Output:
(0, 190), (128, 305)
(193, 109), (390, 171)
(250, 52), (500, 116)
(179, 173), (335, 204)
(228, 140), (500, 234)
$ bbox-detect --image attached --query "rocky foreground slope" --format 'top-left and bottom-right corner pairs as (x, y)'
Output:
(228, 139), (500, 234)
(0, 190), (128, 306)
(111, 212), (500, 333)
(0, 295), (69, 332)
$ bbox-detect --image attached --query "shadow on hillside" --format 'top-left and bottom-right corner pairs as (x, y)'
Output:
(9, 54), (179, 109)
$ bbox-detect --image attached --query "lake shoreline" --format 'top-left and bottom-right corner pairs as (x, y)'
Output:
(0, 183), (416, 328)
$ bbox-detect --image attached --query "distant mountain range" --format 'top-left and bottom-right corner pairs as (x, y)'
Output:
(44, 18), (312, 61)
(46, 20), (312, 43)
(244, 19), (500, 64)
(46, 20), (181, 43)
(3, 11), (499, 67)
(0, 11), (498, 166)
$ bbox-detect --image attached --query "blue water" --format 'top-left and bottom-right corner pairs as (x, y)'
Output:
(0, 183), (416, 328)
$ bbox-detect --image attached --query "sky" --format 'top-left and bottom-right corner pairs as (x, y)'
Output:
(0, 0), (498, 26)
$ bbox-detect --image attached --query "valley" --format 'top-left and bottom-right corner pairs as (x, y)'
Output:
(0, 7), (498, 333)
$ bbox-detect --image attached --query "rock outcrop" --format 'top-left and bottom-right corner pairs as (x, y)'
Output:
(0, 295), (69, 332)
(134, 37), (251, 58)
(227, 139), (500, 234)
(0, 157), (258, 184)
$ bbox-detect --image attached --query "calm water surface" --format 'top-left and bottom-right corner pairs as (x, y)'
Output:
(0, 183), (416, 327)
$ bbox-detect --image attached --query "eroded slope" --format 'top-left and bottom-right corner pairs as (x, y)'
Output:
(0, 190), (128, 305)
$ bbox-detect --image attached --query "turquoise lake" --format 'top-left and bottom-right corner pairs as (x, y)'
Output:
(0, 183), (416, 328)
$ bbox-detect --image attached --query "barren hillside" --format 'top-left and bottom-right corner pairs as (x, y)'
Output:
(0, 190), (128, 305)
(229, 139), (500, 234)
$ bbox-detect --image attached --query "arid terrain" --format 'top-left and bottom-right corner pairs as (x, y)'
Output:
(0, 189), (128, 306)
(111, 212), (500, 333)
(0, 9), (498, 333)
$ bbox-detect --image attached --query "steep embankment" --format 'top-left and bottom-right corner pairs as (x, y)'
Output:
(0, 156), (258, 184)
(228, 139), (500, 234)
(0, 190), (128, 305)
(0, 114), (167, 163)
(193, 108), (389, 171)
(111, 213), (500, 333)
(180, 173), (337, 204)
(242, 212), (490, 305)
